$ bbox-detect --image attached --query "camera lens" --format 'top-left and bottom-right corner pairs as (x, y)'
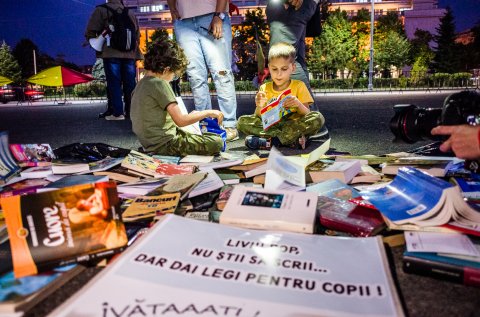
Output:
(389, 104), (442, 143)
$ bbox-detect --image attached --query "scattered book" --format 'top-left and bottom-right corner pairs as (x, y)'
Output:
(1, 181), (128, 278)
(351, 165), (382, 184)
(82, 156), (123, 174)
(0, 132), (21, 185)
(0, 264), (85, 314)
(149, 172), (208, 201)
(308, 160), (362, 184)
(260, 88), (293, 130)
(216, 184), (234, 211)
(122, 150), (196, 178)
(9, 143), (56, 167)
(122, 193), (180, 222)
(307, 179), (361, 200)
(93, 166), (142, 183)
(451, 176), (480, 201)
(49, 215), (405, 317)
(187, 169), (224, 198)
(179, 155), (214, 164)
(361, 167), (480, 227)
(19, 165), (53, 179)
(41, 174), (109, 190)
(117, 178), (169, 197)
(151, 155), (181, 165)
(229, 155), (268, 172)
(220, 187), (318, 234)
(51, 161), (90, 175)
(381, 157), (455, 177)
(316, 196), (386, 237)
(403, 247), (480, 287)
(0, 178), (50, 198)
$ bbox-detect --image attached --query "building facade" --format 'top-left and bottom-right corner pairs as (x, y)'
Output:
(123, 0), (446, 50)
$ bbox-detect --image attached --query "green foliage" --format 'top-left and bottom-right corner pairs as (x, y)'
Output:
(0, 42), (21, 83)
(73, 82), (107, 97)
(433, 7), (460, 73)
(376, 11), (404, 36)
(12, 39), (38, 80)
(375, 31), (411, 76)
(307, 9), (356, 79)
(232, 8), (269, 81)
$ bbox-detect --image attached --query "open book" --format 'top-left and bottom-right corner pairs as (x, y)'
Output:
(361, 167), (480, 227)
(260, 88), (293, 130)
(50, 215), (405, 317)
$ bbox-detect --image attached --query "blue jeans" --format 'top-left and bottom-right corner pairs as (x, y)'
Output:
(174, 14), (237, 128)
(103, 58), (136, 117)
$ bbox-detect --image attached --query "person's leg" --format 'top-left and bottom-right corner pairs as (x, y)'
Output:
(121, 58), (136, 118)
(174, 18), (212, 112)
(103, 58), (124, 117)
(276, 111), (324, 145)
(161, 129), (224, 156)
(195, 14), (237, 129)
(237, 114), (278, 139)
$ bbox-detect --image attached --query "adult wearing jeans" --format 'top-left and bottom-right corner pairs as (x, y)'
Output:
(167, 0), (239, 141)
(85, 0), (140, 120)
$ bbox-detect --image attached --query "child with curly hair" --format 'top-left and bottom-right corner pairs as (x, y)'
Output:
(131, 37), (224, 156)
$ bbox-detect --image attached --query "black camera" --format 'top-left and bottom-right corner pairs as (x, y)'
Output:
(390, 91), (480, 144)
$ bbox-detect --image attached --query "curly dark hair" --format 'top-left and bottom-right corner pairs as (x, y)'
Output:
(144, 38), (188, 75)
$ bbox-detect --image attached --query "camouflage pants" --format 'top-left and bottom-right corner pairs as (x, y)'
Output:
(156, 128), (224, 156)
(237, 111), (325, 145)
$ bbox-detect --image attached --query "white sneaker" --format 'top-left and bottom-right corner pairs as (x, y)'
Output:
(105, 114), (125, 121)
(225, 127), (239, 142)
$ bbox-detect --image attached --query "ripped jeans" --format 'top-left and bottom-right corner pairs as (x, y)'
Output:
(174, 13), (237, 128)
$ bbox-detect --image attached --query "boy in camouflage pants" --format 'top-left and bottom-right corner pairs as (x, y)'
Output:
(237, 42), (325, 150)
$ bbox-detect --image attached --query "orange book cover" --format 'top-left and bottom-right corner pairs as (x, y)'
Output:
(1, 181), (128, 278)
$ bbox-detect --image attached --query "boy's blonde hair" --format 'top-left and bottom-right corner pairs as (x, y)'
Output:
(268, 42), (296, 63)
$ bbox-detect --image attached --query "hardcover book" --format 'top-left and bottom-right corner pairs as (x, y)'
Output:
(260, 88), (293, 130)
(403, 249), (480, 287)
(361, 167), (480, 227)
(50, 215), (405, 317)
(1, 181), (128, 278)
(9, 143), (56, 167)
(220, 187), (318, 234)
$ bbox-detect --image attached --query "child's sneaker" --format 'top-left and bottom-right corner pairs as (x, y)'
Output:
(245, 136), (281, 150)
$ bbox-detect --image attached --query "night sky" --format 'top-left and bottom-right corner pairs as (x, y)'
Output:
(0, 0), (478, 67)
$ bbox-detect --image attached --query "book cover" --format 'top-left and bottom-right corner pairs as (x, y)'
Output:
(0, 178), (50, 198)
(43, 174), (109, 189)
(220, 187), (318, 234)
(308, 160), (362, 184)
(9, 144), (56, 167)
(216, 184), (234, 210)
(316, 196), (386, 237)
(51, 161), (90, 175)
(0, 132), (21, 184)
(93, 166), (142, 183)
(306, 178), (361, 200)
(19, 165), (53, 179)
(260, 88), (293, 130)
(50, 215), (405, 317)
(403, 251), (480, 287)
(122, 150), (196, 178)
(452, 176), (480, 201)
(1, 181), (128, 278)
(122, 193), (181, 222)
(0, 264), (85, 314)
(361, 167), (480, 227)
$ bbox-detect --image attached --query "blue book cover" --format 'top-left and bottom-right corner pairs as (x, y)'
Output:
(361, 167), (453, 224)
(453, 176), (480, 200)
(306, 179), (361, 200)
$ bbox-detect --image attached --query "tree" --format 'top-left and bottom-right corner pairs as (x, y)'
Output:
(375, 30), (411, 77)
(12, 38), (38, 80)
(433, 7), (460, 73)
(376, 11), (404, 36)
(310, 9), (355, 79)
(231, 8), (269, 81)
(348, 8), (371, 78)
(0, 42), (22, 83)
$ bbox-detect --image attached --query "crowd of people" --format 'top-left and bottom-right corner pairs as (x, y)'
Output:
(85, 0), (479, 160)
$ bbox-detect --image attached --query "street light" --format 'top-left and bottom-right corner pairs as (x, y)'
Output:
(368, 0), (374, 91)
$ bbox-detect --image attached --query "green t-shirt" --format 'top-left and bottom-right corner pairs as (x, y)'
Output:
(131, 76), (177, 153)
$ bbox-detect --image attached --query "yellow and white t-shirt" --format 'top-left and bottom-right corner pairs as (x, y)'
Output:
(259, 79), (314, 106)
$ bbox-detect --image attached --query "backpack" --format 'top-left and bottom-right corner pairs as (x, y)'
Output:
(100, 4), (137, 52)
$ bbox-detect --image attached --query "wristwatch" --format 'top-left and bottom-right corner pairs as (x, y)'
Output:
(213, 12), (226, 21)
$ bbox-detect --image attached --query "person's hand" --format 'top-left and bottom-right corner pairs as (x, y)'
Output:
(282, 96), (309, 114)
(431, 125), (480, 160)
(210, 16), (223, 39)
(169, 7), (181, 21)
(207, 110), (224, 126)
(287, 0), (303, 10)
(255, 91), (267, 109)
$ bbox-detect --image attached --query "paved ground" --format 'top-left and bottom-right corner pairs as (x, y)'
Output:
(0, 90), (461, 156)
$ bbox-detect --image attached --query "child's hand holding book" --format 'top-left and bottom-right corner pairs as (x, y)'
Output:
(282, 95), (310, 115)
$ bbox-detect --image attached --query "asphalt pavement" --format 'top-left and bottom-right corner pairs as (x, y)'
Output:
(0, 90), (463, 156)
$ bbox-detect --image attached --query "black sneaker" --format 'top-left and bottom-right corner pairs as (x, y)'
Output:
(245, 136), (276, 150)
